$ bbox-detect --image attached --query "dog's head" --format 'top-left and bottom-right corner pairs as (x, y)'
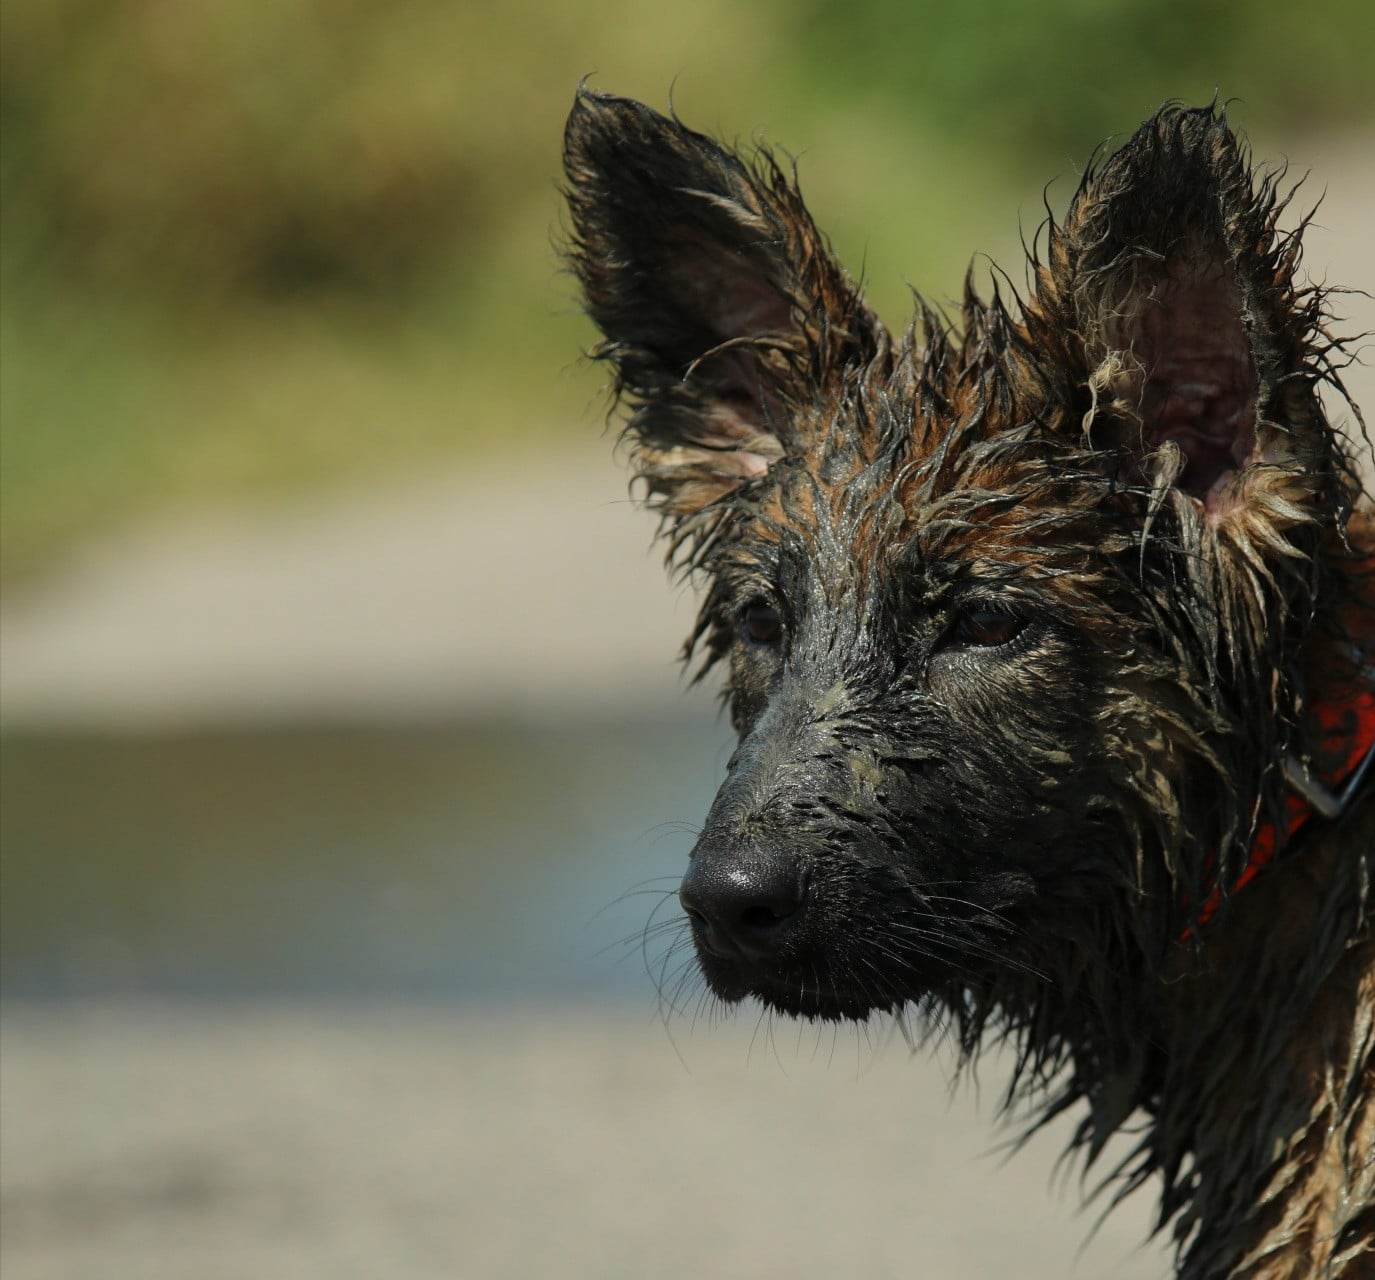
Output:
(563, 92), (1361, 1029)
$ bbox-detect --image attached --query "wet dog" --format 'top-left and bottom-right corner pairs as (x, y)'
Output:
(563, 92), (1374, 1277)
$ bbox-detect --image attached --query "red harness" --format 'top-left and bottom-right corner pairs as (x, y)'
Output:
(1192, 684), (1375, 930)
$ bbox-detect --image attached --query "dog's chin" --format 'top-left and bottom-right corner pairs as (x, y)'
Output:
(694, 949), (909, 1023)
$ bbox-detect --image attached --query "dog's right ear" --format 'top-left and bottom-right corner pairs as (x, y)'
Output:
(562, 88), (884, 525)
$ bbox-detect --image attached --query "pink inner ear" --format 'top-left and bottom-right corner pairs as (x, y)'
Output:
(670, 229), (794, 345)
(664, 232), (796, 451)
(706, 275), (792, 340)
(1130, 266), (1258, 510)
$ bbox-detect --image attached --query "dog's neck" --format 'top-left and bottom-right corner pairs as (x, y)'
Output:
(1020, 524), (1375, 1276)
(1151, 808), (1375, 1278)
(1146, 532), (1375, 1277)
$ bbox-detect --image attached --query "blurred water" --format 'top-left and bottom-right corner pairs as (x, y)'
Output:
(1, 713), (1177, 1279)
(0, 711), (730, 1004)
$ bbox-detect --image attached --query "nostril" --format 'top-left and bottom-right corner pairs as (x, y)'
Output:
(680, 853), (809, 962)
(738, 900), (797, 931)
(681, 847), (810, 957)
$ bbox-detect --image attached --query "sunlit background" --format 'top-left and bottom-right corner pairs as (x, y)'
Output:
(3, 3), (1372, 1277)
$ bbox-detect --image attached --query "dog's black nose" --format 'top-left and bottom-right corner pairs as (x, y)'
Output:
(680, 852), (807, 961)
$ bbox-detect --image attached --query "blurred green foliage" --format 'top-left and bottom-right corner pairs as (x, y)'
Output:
(2, 0), (1371, 579)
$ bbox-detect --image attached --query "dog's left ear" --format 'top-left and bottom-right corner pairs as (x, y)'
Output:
(562, 88), (886, 531)
(1024, 104), (1353, 543)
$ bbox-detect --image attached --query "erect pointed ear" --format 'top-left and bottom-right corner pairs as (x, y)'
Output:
(1024, 104), (1356, 535)
(562, 88), (887, 534)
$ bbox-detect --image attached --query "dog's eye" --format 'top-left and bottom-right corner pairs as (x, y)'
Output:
(739, 602), (783, 647)
(950, 608), (1025, 649)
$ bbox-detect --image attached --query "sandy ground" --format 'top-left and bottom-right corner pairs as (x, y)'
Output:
(0, 451), (705, 726)
(1, 1004), (1170, 1280)
(1, 136), (1370, 730)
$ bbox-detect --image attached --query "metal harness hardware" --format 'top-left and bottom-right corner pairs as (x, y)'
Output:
(1283, 740), (1375, 822)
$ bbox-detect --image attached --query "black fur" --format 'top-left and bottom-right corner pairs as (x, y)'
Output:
(563, 91), (1374, 1276)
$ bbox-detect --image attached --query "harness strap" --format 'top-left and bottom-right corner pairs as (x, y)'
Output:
(1191, 685), (1375, 930)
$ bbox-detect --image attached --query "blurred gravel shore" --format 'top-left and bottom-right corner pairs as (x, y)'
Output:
(1, 1004), (1169, 1280)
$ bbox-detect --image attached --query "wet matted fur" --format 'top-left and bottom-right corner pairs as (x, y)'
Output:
(561, 92), (1374, 1278)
